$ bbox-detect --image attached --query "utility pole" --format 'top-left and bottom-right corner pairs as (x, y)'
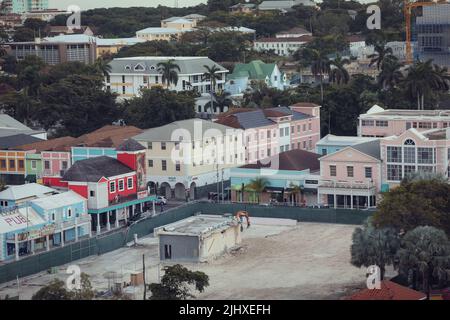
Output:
(221, 169), (224, 203)
(142, 254), (146, 300)
(216, 164), (219, 201)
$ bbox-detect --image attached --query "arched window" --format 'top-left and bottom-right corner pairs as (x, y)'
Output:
(125, 65), (131, 70)
(404, 139), (415, 145)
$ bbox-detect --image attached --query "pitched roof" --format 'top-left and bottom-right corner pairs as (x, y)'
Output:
(116, 139), (146, 152)
(31, 190), (86, 210)
(62, 156), (134, 182)
(0, 114), (46, 138)
(0, 183), (58, 200)
(229, 60), (276, 80)
(133, 119), (240, 142)
(348, 280), (426, 300)
(70, 125), (143, 148)
(0, 134), (43, 149)
(241, 149), (321, 171)
(352, 140), (381, 160)
(15, 136), (77, 152)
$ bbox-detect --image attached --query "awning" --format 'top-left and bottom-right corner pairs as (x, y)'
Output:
(88, 195), (158, 214)
(264, 186), (284, 193)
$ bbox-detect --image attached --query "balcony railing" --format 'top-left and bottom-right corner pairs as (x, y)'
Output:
(319, 180), (376, 190)
(108, 191), (151, 206)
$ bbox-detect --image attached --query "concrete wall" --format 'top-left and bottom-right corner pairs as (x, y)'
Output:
(159, 234), (199, 262)
(200, 225), (241, 261)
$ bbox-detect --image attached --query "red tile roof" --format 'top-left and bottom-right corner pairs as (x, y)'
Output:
(347, 280), (426, 300)
(16, 136), (77, 152)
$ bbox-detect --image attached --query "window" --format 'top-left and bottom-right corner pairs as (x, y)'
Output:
(0, 159), (5, 169)
(279, 128), (284, 137)
(31, 160), (37, 169)
(291, 126), (295, 134)
(267, 148), (271, 156)
(127, 177), (133, 189)
(361, 120), (374, 126)
(175, 161), (180, 171)
(67, 209), (72, 218)
(285, 127), (289, 136)
(280, 146), (284, 152)
(303, 141), (306, 149)
(365, 167), (372, 178)
(308, 123), (312, 131)
(347, 166), (354, 177)
(308, 139), (312, 149)
(387, 164), (402, 181)
(418, 147), (434, 164)
(9, 160), (15, 169)
(118, 179), (124, 191)
(404, 165), (416, 178)
(267, 130), (270, 139)
(161, 142), (166, 150)
(18, 160), (24, 169)
(44, 160), (50, 170)
(175, 142), (180, 150)
(164, 244), (172, 259)
(403, 146), (415, 163)
(148, 160), (153, 167)
(162, 160), (167, 171)
(110, 181), (116, 193)
(61, 161), (68, 170)
(330, 165), (337, 177)
(51, 213), (55, 222)
(387, 146), (401, 162)
(376, 120), (388, 127)
(90, 190), (95, 197)
(322, 149), (327, 155)
(148, 142), (152, 150)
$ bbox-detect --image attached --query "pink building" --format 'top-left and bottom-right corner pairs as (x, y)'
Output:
(358, 105), (450, 138)
(317, 140), (381, 209)
(215, 103), (321, 163)
(379, 128), (450, 190)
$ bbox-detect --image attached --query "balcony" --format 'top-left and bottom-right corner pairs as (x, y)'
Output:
(318, 179), (377, 197)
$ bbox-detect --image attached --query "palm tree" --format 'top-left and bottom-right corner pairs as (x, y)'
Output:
(288, 183), (303, 206)
(202, 65), (222, 118)
(329, 54), (350, 85)
(204, 90), (233, 114)
(308, 49), (331, 102)
(431, 64), (450, 92)
(248, 177), (269, 204)
(368, 43), (394, 70)
(378, 55), (404, 90)
(94, 57), (111, 78)
(402, 59), (438, 110)
(157, 59), (181, 89)
(397, 226), (450, 300)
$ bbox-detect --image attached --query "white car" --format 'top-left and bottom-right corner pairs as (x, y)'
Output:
(156, 196), (167, 205)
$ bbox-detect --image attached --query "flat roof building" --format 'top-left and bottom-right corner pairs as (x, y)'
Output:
(155, 215), (241, 262)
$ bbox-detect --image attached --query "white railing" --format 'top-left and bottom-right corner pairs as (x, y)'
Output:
(319, 179), (376, 190)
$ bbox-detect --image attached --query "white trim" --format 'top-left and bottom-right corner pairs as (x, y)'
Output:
(109, 181), (116, 193)
(127, 177), (133, 190)
(118, 179), (125, 191)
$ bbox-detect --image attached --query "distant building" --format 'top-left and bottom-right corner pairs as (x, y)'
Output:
(0, 13), (22, 28)
(275, 27), (312, 38)
(2, 0), (48, 14)
(225, 60), (287, 95)
(135, 27), (182, 42)
(47, 26), (94, 37)
(415, 3), (450, 68)
(106, 56), (228, 98)
(22, 9), (69, 22)
(229, 3), (257, 14)
(258, 0), (316, 13)
(155, 215), (241, 262)
(253, 35), (313, 56)
(316, 134), (378, 156)
(0, 183), (57, 208)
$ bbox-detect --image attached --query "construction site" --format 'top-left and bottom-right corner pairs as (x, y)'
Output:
(0, 213), (369, 300)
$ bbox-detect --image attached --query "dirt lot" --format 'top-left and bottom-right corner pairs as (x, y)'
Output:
(0, 218), (367, 300)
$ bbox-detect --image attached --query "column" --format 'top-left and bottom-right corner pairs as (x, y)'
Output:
(131, 205), (134, 217)
(14, 233), (19, 261)
(31, 239), (35, 254)
(115, 211), (119, 228)
(367, 193), (370, 209)
(60, 231), (64, 247)
(316, 190), (320, 207)
(124, 209), (128, 224)
(96, 213), (101, 234)
(106, 211), (111, 231)
(333, 193), (337, 209)
(75, 218), (79, 241)
(350, 195), (354, 209)
(152, 201), (156, 215)
(46, 235), (50, 251)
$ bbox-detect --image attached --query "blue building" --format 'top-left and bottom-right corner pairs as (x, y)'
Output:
(0, 190), (91, 262)
(71, 146), (117, 164)
(0, 183), (58, 208)
(315, 134), (378, 156)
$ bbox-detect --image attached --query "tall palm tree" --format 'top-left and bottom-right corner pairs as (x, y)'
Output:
(94, 57), (112, 78)
(368, 43), (394, 70)
(157, 59), (181, 89)
(248, 177), (269, 204)
(378, 55), (404, 90)
(431, 64), (450, 92)
(288, 183), (303, 206)
(402, 59), (438, 110)
(329, 54), (351, 85)
(202, 65), (222, 118)
(205, 90), (233, 113)
(308, 49), (331, 102)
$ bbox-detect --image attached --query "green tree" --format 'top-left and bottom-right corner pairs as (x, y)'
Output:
(94, 57), (112, 78)
(157, 59), (181, 89)
(397, 226), (450, 299)
(122, 87), (196, 129)
(248, 177), (269, 204)
(351, 220), (401, 279)
(32, 279), (73, 300)
(13, 27), (36, 42)
(329, 54), (350, 85)
(204, 90), (233, 114)
(368, 43), (393, 70)
(378, 55), (403, 90)
(202, 64), (222, 118)
(373, 178), (450, 236)
(149, 264), (209, 300)
(71, 273), (96, 300)
(307, 48), (330, 103)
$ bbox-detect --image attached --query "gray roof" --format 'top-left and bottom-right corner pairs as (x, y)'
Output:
(117, 139), (146, 151)
(233, 110), (273, 129)
(0, 114), (45, 138)
(108, 57), (228, 75)
(273, 106), (312, 121)
(0, 134), (43, 149)
(62, 156), (134, 182)
(316, 134), (378, 147)
(352, 140), (381, 160)
(133, 119), (242, 142)
(0, 183), (58, 201)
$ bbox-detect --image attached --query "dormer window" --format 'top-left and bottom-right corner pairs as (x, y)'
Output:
(125, 65), (131, 70)
(134, 63), (145, 71)
(150, 65), (156, 70)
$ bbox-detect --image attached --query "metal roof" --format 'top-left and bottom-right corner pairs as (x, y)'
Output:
(31, 190), (86, 210)
(0, 183), (58, 201)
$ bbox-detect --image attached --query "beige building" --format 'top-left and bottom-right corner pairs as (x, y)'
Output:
(132, 119), (244, 200)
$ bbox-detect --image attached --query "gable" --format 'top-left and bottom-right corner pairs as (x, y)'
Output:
(320, 146), (380, 163)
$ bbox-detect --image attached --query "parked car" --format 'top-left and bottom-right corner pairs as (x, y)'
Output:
(155, 196), (167, 205)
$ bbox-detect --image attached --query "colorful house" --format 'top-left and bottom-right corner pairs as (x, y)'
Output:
(316, 134), (379, 156)
(71, 147), (117, 163)
(317, 140), (382, 209)
(0, 183), (58, 208)
(0, 150), (28, 184)
(62, 153), (155, 234)
(230, 149), (321, 205)
(24, 153), (42, 183)
(0, 190), (91, 262)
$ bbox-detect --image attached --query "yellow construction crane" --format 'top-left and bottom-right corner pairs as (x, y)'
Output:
(404, 0), (448, 64)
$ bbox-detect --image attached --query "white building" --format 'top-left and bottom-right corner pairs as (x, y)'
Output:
(275, 27), (312, 38)
(105, 56), (228, 99)
(135, 27), (182, 41)
(254, 35), (313, 56)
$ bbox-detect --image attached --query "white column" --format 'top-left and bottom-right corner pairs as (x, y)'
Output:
(316, 190), (320, 207)
(124, 209), (128, 224)
(106, 211), (111, 231)
(115, 211), (119, 228)
(96, 213), (101, 234)
(350, 182), (353, 209)
(152, 201), (156, 215)
(46, 235), (50, 251)
(60, 231), (64, 247)
(75, 218), (78, 241)
(31, 239), (35, 254)
(14, 233), (19, 261)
